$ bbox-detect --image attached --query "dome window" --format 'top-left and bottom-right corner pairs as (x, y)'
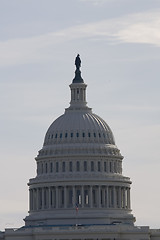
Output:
(60, 133), (62, 138)
(88, 132), (91, 138)
(82, 132), (85, 137)
(62, 162), (65, 172)
(50, 162), (53, 173)
(91, 161), (94, 171)
(84, 161), (87, 171)
(94, 133), (96, 138)
(65, 133), (68, 138)
(76, 161), (80, 171)
(55, 133), (58, 139)
(51, 134), (53, 139)
(56, 162), (59, 172)
(109, 162), (112, 172)
(99, 133), (101, 138)
(69, 161), (72, 172)
(71, 133), (73, 138)
(76, 132), (79, 137)
(45, 163), (48, 173)
(98, 162), (101, 171)
(41, 163), (43, 174)
(104, 162), (107, 172)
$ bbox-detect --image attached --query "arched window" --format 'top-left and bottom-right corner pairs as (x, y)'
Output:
(50, 162), (53, 173)
(62, 162), (65, 172)
(69, 161), (72, 172)
(98, 161), (101, 171)
(104, 162), (107, 172)
(91, 161), (94, 171)
(109, 162), (112, 172)
(56, 162), (59, 172)
(76, 161), (80, 171)
(45, 163), (48, 173)
(84, 161), (87, 171)
(41, 163), (43, 174)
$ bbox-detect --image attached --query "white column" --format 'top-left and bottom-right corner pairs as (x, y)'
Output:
(106, 186), (109, 208)
(90, 186), (93, 208)
(29, 189), (32, 211)
(102, 187), (105, 207)
(113, 187), (116, 208)
(35, 189), (37, 210)
(107, 161), (109, 173)
(64, 186), (67, 208)
(118, 187), (121, 208)
(81, 186), (84, 208)
(98, 185), (101, 208)
(53, 187), (55, 208)
(127, 188), (131, 209)
(48, 187), (51, 209)
(32, 189), (35, 210)
(123, 188), (126, 208)
(46, 188), (49, 209)
(72, 186), (76, 207)
(42, 188), (44, 210)
(36, 188), (39, 210)
(56, 187), (59, 209)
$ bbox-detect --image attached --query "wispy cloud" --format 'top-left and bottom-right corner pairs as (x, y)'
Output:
(79, 0), (111, 5)
(1, 9), (160, 66)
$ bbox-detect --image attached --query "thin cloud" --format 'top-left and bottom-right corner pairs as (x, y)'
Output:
(0, 9), (160, 66)
(79, 0), (111, 5)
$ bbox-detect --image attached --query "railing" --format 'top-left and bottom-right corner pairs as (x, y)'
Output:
(4, 224), (150, 234)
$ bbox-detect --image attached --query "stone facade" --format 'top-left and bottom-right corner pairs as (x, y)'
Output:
(1, 56), (160, 240)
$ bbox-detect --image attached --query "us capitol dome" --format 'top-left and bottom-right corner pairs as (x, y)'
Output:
(25, 55), (135, 226)
(1, 55), (159, 240)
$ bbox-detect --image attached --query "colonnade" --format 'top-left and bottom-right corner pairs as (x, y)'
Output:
(70, 85), (86, 103)
(29, 185), (130, 212)
(37, 159), (122, 175)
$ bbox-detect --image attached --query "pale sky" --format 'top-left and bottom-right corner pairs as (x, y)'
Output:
(0, 0), (160, 231)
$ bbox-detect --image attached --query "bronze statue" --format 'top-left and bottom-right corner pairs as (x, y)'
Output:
(75, 54), (81, 70)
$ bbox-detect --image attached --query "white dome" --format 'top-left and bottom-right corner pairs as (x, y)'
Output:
(44, 109), (115, 145)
